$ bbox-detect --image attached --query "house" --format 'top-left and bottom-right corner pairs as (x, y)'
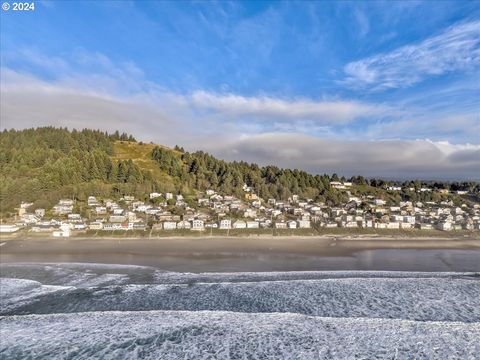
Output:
(325, 222), (339, 228)
(52, 223), (71, 237)
(244, 209), (257, 218)
(162, 221), (177, 230)
(191, 220), (205, 231)
(330, 181), (346, 189)
(113, 208), (125, 215)
(287, 220), (297, 229)
(149, 192), (162, 199)
(275, 222), (287, 229)
(297, 220), (311, 228)
(103, 223), (129, 231)
(232, 220), (247, 229)
(132, 222), (146, 231)
(88, 221), (103, 230)
(0, 225), (20, 233)
(437, 221), (452, 231)
(35, 209), (46, 218)
(109, 215), (127, 223)
(165, 193), (174, 200)
(198, 198), (209, 206)
(87, 196), (100, 207)
(246, 221), (259, 229)
(177, 220), (191, 230)
(219, 219), (231, 229)
(387, 186), (402, 191)
(68, 213), (82, 222)
(21, 214), (39, 224)
(95, 206), (107, 215)
(344, 221), (358, 228)
(52, 204), (73, 215)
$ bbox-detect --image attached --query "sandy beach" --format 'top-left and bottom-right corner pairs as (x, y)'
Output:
(1, 235), (479, 272)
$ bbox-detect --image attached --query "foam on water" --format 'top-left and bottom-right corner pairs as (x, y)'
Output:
(1, 263), (479, 358)
(1, 311), (479, 359)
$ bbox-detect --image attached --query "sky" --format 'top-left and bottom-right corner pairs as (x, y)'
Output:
(1, 0), (479, 180)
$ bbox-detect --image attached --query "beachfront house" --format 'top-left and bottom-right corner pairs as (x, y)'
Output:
(232, 220), (247, 229)
(191, 220), (205, 231)
(297, 220), (311, 228)
(246, 221), (260, 229)
(219, 219), (231, 229)
(177, 220), (191, 230)
(162, 221), (177, 230)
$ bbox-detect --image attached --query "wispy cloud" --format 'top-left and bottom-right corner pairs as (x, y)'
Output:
(342, 20), (480, 90)
(353, 9), (369, 38)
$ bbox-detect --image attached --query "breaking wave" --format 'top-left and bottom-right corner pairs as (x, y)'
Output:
(1, 263), (479, 359)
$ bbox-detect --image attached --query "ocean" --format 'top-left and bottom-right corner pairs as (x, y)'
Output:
(1, 262), (479, 359)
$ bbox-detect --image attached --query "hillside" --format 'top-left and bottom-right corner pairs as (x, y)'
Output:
(0, 127), (478, 216)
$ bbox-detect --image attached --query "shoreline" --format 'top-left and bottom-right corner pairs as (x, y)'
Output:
(1, 236), (479, 271)
(2, 229), (479, 243)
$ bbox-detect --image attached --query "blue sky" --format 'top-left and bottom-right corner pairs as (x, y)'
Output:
(1, 1), (479, 179)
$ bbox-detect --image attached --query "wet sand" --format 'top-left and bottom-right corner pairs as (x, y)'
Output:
(1, 236), (479, 272)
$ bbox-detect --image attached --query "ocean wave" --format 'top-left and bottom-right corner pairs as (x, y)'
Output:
(1, 273), (479, 323)
(1, 310), (479, 359)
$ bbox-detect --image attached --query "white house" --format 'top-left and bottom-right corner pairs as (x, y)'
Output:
(287, 221), (297, 229)
(163, 221), (177, 230)
(219, 219), (231, 229)
(0, 225), (20, 233)
(297, 220), (311, 228)
(88, 222), (103, 230)
(244, 209), (257, 218)
(149, 192), (162, 199)
(191, 220), (205, 231)
(246, 221), (259, 229)
(52, 223), (71, 237)
(95, 206), (107, 215)
(176, 220), (191, 230)
(35, 209), (46, 218)
(233, 220), (247, 229)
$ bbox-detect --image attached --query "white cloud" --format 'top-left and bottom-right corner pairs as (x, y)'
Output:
(342, 20), (480, 90)
(190, 90), (385, 124)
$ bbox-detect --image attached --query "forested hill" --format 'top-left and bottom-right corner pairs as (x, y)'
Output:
(0, 127), (478, 215)
(0, 127), (155, 214)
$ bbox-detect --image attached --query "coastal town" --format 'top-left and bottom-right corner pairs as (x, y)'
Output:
(1, 181), (479, 237)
